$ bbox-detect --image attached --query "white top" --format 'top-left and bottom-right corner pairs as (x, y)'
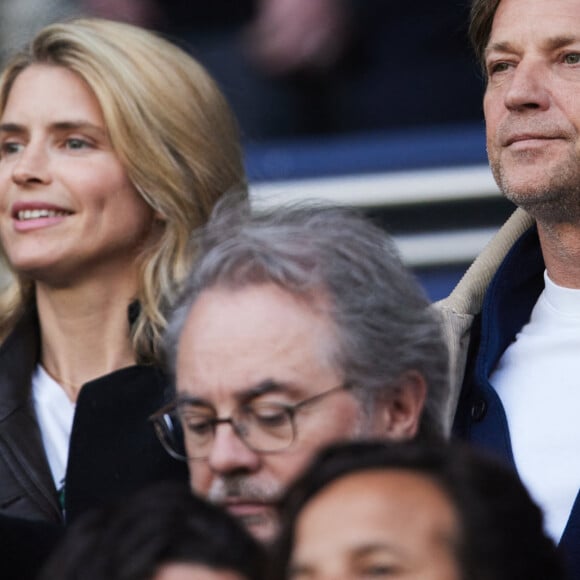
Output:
(491, 271), (580, 542)
(31, 364), (75, 491)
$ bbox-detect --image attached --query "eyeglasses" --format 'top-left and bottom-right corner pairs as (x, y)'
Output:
(149, 383), (353, 461)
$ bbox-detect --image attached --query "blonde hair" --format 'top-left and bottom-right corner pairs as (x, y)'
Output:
(0, 18), (247, 363)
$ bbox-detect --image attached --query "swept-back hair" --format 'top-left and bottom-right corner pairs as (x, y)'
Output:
(165, 197), (449, 438)
(469, 0), (502, 69)
(0, 17), (246, 362)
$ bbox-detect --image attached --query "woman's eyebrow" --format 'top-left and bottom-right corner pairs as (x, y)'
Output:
(0, 122), (26, 135)
(0, 120), (107, 136)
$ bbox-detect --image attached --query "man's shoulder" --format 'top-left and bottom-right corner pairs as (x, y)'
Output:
(435, 208), (536, 432)
(437, 208), (535, 315)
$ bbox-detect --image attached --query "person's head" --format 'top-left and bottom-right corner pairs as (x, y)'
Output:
(0, 18), (246, 362)
(471, 0), (580, 227)
(152, 198), (448, 542)
(273, 440), (564, 580)
(38, 481), (265, 580)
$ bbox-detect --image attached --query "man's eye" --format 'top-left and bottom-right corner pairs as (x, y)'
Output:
(564, 53), (580, 64)
(487, 61), (510, 75)
(250, 406), (289, 429)
(183, 418), (214, 436)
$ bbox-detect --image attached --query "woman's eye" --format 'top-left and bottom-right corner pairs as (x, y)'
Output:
(0, 141), (23, 156)
(65, 138), (91, 150)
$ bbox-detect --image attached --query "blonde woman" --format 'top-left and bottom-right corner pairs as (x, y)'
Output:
(0, 18), (246, 525)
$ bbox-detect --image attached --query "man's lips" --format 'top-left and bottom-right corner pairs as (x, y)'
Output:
(504, 134), (562, 146)
(222, 501), (271, 517)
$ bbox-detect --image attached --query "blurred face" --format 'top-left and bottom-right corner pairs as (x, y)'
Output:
(154, 563), (245, 580)
(176, 283), (381, 543)
(484, 0), (580, 224)
(0, 64), (155, 285)
(289, 470), (461, 580)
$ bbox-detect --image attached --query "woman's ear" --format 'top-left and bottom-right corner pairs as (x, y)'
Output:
(153, 210), (168, 223)
(377, 370), (427, 440)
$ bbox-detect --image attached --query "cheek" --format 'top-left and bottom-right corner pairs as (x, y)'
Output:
(189, 461), (213, 494)
(298, 402), (362, 446)
(0, 164), (10, 184)
(79, 160), (135, 208)
(267, 452), (313, 488)
(483, 94), (502, 132)
(0, 168), (13, 212)
(263, 448), (336, 496)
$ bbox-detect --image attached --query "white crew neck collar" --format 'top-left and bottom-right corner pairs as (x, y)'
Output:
(543, 270), (580, 315)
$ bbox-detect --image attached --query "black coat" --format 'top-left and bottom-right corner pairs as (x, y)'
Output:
(0, 308), (188, 578)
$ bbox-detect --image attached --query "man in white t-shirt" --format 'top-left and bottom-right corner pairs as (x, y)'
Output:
(437, 0), (580, 576)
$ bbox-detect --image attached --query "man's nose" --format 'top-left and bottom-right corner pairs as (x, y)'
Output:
(503, 59), (550, 112)
(207, 422), (262, 475)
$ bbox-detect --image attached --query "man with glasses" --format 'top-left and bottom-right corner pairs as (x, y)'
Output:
(152, 199), (449, 543)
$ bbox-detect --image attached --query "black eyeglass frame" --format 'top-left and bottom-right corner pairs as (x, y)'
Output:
(149, 382), (354, 462)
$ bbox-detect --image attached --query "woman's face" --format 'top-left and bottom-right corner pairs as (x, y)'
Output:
(0, 64), (155, 285)
(288, 469), (461, 580)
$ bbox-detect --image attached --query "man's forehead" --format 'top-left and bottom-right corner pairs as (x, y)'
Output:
(179, 282), (332, 336)
(490, 0), (580, 44)
(175, 283), (341, 403)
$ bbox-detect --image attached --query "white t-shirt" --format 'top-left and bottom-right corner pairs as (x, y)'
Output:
(491, 271), (580, 542)
(31, 365), (75, 492)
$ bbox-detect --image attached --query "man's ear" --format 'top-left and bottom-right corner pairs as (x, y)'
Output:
(378, 371), (427, 440)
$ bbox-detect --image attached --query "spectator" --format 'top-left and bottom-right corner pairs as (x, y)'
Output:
(437, 1), (580, 576)
(273, 440), (565, 580)
(151, 197), (449, 543)
(38, 481), (265, 580)
(0, 16), (245, 578)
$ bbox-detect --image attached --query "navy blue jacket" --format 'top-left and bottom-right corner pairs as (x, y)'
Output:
(454, 226), (580, 577)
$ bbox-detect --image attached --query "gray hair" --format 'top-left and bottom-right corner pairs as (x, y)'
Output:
(164, 197), (449, 439)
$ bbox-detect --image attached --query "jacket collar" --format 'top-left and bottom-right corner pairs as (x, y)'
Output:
(0, 305), (40, 422)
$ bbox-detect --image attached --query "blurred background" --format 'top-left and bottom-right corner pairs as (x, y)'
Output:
(0, 0), (516, 299)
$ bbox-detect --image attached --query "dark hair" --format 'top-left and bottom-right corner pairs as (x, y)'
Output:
(273, 440), (564, 580)
(38, 481), (265, 580)
(469, 0), (502, 68)
(164, 196), (449, 438)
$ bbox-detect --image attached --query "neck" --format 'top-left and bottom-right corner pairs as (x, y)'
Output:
(537, 221), (580, 288)
(35, 277), (139, 402)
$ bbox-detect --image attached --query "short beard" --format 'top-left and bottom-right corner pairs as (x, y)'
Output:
(208, 475), (284, 543)
(207, 474), (283, 504)
(492, 153), (580, 226)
